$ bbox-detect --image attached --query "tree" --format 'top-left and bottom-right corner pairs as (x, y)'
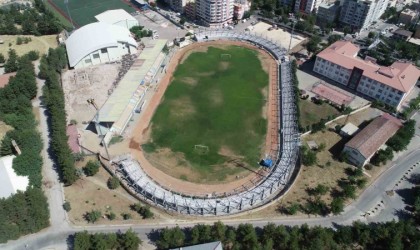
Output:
(330, 197), (345, 214)
(83, 160), (100, 176)
(131, 202), (154, 219)
(0, 53), (5, 64)
(387, 120), (415, 152)
(4, 49), (19, 73)
(306, 36), (321, 55)
(74, 231), (91, 250)
(328, 34), (342, 45)
(343, 26), (351, 36)
(121, 213), (132, 220)
(180, 17), (186, 25)
(368, 31), (376, 39)
(85, 210), (101, 223)
(211, 221), (226, 243)
(107, 176), (120, 189)
(236, 224), (259, 249)
(301, 146), (317, 166)
(118, 229), (142, 250)
(108, 212), (116, 220)
(371, 147), (394, 166)
(63, 201), (71, 212)
(284, 203), (300, 215)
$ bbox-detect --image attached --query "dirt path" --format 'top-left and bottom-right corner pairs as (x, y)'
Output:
(129, 41), (278, 196)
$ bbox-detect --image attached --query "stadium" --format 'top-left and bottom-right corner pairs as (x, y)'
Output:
(110, 31), (301, 216)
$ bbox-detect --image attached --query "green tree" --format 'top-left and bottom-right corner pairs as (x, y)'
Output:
(343, 26), (351, 36)
(107, 176), (120, 189)
(83, 160), (100, 176)
(301, 146), (317, 166)
(4, 49), (19, 73)
(108, 212), (116, 220)
(118, 229), (142, 250)
(330, 197), (345, 215)
(85, 210), (101, 223)
(0, 53), (5, 64)
(74, 231), (91, 250)
(211, 221), (226, 243)
(327, 34), (342, 45)
(63, 201), (71, 212)
(236, 224), (259, 249)
(306, 36), (321, 55)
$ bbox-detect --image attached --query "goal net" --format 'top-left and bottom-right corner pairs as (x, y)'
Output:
(194, 145), (209, 155)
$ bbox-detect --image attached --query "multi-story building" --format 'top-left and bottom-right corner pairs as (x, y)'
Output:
(398, 9), (419, 25)
(233, 0), (250, 20)
(196, 0), (234, 27)
(316, 2), (341, 24)
(294, 0), (323, 14)
(414, 25), (420, 38)
(185, 0), (196, 20)
(339, 0), (389, 30)
(313, 41), (420, 110)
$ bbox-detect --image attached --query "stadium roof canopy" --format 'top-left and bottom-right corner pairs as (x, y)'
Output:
(0, 155), (29, 199)
(95, 9), (137, 25)
(65, 22), (137, 67)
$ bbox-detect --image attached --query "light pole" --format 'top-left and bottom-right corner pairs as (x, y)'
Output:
(288, 13), (297, 54)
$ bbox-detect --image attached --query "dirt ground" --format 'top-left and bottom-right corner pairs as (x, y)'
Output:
(126, 40), (279, 195)
(62, 64), (120, 124)
(252, 22), (306, 50)
(0, 35), (57, 58)
(64, 156), (166, 225)
(0, 120), (13, 141)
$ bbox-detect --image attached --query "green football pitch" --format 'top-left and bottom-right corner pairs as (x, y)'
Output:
(50, 0), (135, 27)
(144, 46), (269, 180)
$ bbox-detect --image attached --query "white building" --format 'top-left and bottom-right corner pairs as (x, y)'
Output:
(65, 22), (138, 69)
(196, 0), (234, 27)
(0, 155), (29, 199)
(339, 0), (389, 30)
(95, 9), (139, 30)
(313, 41), (420, 110)
(294, 0), (323, 15)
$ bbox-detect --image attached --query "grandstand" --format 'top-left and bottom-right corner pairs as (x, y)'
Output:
(97, 39), (167, 144)
(112, 31), (301, 216)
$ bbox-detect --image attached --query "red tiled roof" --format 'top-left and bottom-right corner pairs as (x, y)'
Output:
(66, 125), (80, 154)
(0, 72), (17, 88)
(345, 114), (402, 159)
(317, 41), (420, 93)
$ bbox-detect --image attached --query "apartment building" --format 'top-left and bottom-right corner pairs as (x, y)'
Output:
(317, 2), (341, 24)
(294, 0), (323, 14)
(196, 0), (234, 27)
(398, 9), (419, 25)
(313, 41), (420, 110)
(339, 0), (389, 30)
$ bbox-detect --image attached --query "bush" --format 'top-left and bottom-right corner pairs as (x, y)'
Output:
(63, 201), (71, 212)
(25, 50), (39, 61)
(131, 203), (154, 219)
(0, 53), (5, 64)
(386, 120), (415, 152)
(85, 210), (101, 223)
(108, 212), (116, 220)
(121, 213), (132, 220)
(107, 176), (120, 190)
(83, 160), (100, 176)
(301, 146), (317, 166)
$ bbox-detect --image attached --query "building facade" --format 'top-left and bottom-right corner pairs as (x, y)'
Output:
(339, 0), (389, 30)
(398, 9), (419, 25)
(313, 41), (420, 110)
(317, 2), (341, 24)
(65, 22), (138, 69)
(294, 0), (323, 14)
(196, 0), (234, 27)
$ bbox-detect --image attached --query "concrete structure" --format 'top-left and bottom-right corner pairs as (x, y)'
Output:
(195, 0), (234, 27)
(340, 122), (359, 137)
(65, 22), (138, 69)
(0, 155), (29, 198)
(343, 114), (402, 166)
(294, 0), (323, 14)
(171, 241), (223, 250)
(313, 41), (420, 110)
(95, 9), (139, 30)
(393, 28), (413, 41)
(317, 2), (341, 24)
(398, 9), (419, 25)
(339, 0), (389, 30)
(98, 39), (167, 143)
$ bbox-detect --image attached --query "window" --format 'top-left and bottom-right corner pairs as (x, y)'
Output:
(85, 59), (91, 63)
(92, 53), (100, 59)
(101, 48), (107, 53)
(375, 94), (380, 98)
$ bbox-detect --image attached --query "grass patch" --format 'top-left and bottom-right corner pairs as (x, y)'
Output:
(141, 142), (157, 153)
(299, 100), (340, 128)
(50, 0), (135, 26)
(148, 46), (268, 179)
(0, 35), (57, 60)
(44, 1), (73, 28)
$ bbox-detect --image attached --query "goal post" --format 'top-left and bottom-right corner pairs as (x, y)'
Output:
(194, 144), (209, 155)
(220, 54), (232, 61)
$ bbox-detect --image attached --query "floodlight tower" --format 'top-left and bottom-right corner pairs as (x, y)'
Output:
(288, 13), (297, 54)
(64, 0), (75, 30)
(87, 98), (110, 160)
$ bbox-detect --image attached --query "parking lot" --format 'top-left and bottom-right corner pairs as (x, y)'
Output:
(134, 10), (187, 40)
